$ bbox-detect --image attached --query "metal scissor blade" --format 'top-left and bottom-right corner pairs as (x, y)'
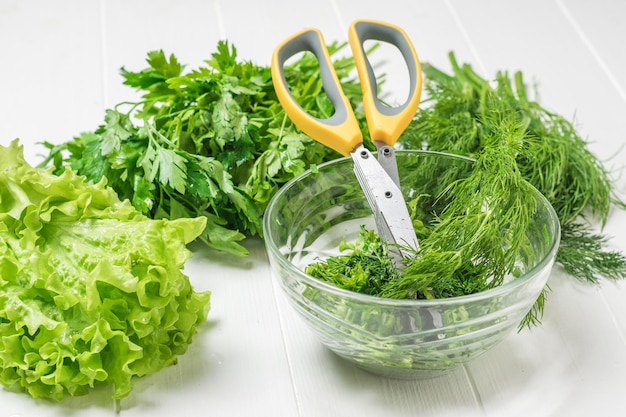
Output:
(376, 144), (400, 187)
(351, 146), (419, 264)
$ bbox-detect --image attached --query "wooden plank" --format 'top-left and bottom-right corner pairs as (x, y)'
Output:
(120, 239), (299, 416)
(0, 2), (129, 414)
(445, 1), (626, 416)
(559, 2), (626, 401)
(0, 0), (104, 164)
(445, 0), (626, 161)
(272, 287), (485, 417)
(98, 0), (222, 108)
(266, 2), (485, 416)
(466, 270), (626, 417)
(216, 0), (343, 66)
(100, 1), (301, 414)
(0, 1), (300, 415)
(2, 0), (626, 415)
(559, 0), (626, 103)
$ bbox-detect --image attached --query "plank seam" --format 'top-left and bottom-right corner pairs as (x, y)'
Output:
(555, 0), (626, 104)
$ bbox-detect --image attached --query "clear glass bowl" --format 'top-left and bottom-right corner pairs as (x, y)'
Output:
(263, 150), (560, 378)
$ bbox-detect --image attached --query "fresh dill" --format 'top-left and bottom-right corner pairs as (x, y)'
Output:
(307, 52), (626, 328)
(404, 52), (626, 285)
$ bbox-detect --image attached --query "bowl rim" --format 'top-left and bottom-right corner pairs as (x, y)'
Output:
(263, 149), (561, 307)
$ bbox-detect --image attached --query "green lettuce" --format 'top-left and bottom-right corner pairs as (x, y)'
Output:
(0, 140), (210, 401)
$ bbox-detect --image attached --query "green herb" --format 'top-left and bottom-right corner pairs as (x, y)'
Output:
(308, 52), (626, 328)
(557, 222), (626, 283)
(0, 140), (210, 401)
(40, 41), (366, 256)
(391, 96), (537, 298)
(306, 226), (400, 295)
(402, 52), (626, 284)
(308, 91), (542, 303)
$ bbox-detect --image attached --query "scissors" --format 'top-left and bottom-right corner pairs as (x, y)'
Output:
(271, 19), (422, 263)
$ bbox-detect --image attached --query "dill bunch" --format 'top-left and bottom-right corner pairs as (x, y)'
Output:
(401, 52), (626, 285)
(308, 52), (625, 329)
(384, 92), (538, 300)
(308, 91), (548, 325)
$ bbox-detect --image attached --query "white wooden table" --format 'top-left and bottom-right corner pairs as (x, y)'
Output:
(2, 1), (626, 416)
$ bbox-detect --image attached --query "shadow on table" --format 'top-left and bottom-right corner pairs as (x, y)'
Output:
(308, 344), (486, 417)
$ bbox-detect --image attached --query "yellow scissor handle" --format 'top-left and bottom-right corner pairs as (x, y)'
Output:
(348, 19), (422, 147)
(271, 28), (363, 156)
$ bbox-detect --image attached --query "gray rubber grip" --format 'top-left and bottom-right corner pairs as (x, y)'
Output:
(352, 21), (419, 117)
(275, 29), (349, 127)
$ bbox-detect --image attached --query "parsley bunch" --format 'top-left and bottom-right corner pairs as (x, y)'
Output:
(41, 41), (365, 256)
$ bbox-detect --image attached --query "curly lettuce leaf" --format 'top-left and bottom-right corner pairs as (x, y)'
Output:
(0, 140), (210, 401)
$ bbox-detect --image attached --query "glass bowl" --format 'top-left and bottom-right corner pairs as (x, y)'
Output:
(263, 150), (560, 378)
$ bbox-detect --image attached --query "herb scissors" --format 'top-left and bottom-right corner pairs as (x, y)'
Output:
(271, 19), (422, 262)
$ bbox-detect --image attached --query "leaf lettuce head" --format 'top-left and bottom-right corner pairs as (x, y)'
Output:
(0, 140), (210, 401)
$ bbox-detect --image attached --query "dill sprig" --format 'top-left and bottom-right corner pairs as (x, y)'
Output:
(557, 222), (626, 283)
